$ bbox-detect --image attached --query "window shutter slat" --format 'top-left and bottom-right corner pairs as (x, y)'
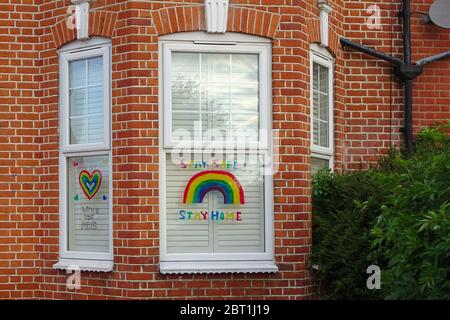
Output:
(166, 154), (265, 254)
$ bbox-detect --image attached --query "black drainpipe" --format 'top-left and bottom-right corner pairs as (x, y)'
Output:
(340, 0), (450, 154)
(402, 0), (414, 153)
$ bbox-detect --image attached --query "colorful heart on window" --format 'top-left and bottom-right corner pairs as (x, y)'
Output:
(79, 170), (102, 200)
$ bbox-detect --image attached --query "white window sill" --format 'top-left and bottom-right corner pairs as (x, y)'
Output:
(160, 261), (278, 274)
(53, 259), (113, 272)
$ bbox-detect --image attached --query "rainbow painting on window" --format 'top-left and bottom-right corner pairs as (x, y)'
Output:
(183, 170), (245, 205)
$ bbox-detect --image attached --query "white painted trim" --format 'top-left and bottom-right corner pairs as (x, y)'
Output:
(310, 45), (334, 170)
(58, 37), (111, 53)
(53, 259), (113, 272)
(57, 39), (113, 269)
(75, 1), (89, 40)
(72, 0), (91, 4)
(159, 31), (271, 43)
(318, 0), (332, 47)
(204, 0), (229, 34)
(310, 42), (334, 61)
(158, 33), (275, 273)
(160, 261), (278, 274)
(58, 151), (113, 262)
(59, 42), (111, 153)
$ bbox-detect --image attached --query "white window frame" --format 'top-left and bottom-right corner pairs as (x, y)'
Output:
(60, 40), (111, 153)
(310, 44), (334, 170)
(54, 37), (113, 272)
(162, 33), (271, 151)
(158, 32), (277, 274)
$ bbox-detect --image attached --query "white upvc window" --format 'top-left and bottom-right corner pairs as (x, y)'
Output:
(54, 38), (113, 272)
(159, 32), (277, 274)
(310, 44), (334, 174)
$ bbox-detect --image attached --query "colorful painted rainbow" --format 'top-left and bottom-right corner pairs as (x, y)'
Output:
(183, 170), (245, 205)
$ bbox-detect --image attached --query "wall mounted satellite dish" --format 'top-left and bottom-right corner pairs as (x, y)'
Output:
(429, 0), (450, 29)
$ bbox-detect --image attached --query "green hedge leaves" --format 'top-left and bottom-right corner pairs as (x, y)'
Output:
(312, 124), (450, 299)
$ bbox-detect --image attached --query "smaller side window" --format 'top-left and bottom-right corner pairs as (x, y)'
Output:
(310, 46), (334, 173)
(60, 42), (111, 152)
(54, 38), (113, 272)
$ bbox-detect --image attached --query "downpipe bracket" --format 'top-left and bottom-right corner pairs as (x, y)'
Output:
(393, 64), (424, 81)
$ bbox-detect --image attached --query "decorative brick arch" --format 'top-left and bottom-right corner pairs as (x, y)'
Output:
(51, 11), (118, 49)
(151, 5), (281, 39)
(306, 18), (339, 56)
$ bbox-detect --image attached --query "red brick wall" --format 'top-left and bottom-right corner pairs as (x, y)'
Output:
(411, 1), (450, 130)
(339, 0), (450, 170)
(0, 0), (41, 299)
(38, 0), (318, 299)
(0, 0), (448, 299)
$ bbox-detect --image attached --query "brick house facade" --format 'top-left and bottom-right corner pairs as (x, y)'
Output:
(0, 0), (448, 299)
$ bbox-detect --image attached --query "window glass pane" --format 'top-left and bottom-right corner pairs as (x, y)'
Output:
(87, 86), (103, 115)
(312, 157), (330, 174)
(70, 116), (86, 145)
(172, 113), (208, 140)
(320, 121), (329, 147)
(88, 57), (103, 85)
(231, 54), (258, 82)
(69, 88), (86, 117)
(205, 83), (230, 114)
(165, 153), (265, 254)
(319, 93), (329, 122)
(231, 113), (259, 138)
(69, 56), (104, 145)
(319, 64), (328, 93)
(171, 52), (259, 143)
(172, 53), (200, 113)
(67, 155), (110, 253)
(88, 116), (104, 144)
(312, 62), (330, 148)
(313, 119), (319, 146)
(70, 60), (86, 88)
(201, 53), (230, 82)
(312, 89), (319, 145)
(313, 63), (319, 91)
(231, 84), (258, 113)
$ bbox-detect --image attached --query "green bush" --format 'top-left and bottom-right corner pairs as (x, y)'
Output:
(313, 124), (450, 300)
(312, 170), (387, 299)
(372, 126), (450, 299)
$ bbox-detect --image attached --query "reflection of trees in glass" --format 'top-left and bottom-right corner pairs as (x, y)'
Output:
(172, 75), (199, 99)
(171, 53), (260, 140)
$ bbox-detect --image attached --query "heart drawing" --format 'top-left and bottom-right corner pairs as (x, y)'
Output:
(79, 169), (102, 200)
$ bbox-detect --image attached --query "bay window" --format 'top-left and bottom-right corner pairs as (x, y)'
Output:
(159, 33), (276, 274)
(54, 38), (113, 272)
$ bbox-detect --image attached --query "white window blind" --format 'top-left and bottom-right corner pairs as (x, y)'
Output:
(69, 57), (104, 145)
(312, 62), (329, 148)
(165, 154), (265, 254)
(171, 52), (260, 141)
